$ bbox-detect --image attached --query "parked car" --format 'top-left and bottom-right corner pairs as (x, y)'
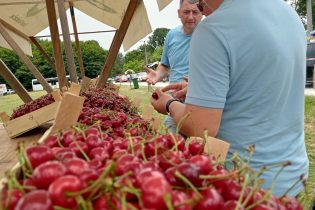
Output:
(7, 89), (15, 94)
(137, 72), (147, 82)
(306, 42), (315, 87)
(114, 74), (128, 83)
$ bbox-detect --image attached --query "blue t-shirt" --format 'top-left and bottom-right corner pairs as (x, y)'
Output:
(186, 0), (309, 196)
(161, 26), (192, 83)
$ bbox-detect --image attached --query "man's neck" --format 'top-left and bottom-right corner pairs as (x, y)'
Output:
(183, 28), (193, 35)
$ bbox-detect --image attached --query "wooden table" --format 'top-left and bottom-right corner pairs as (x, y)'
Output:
(0, 123), (49, 179)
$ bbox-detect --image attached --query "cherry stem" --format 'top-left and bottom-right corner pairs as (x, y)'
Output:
(6, 172), (25, 194)
(176, 112), (191, 135)
(169, 133), (179, 152)
(140, 143), (148, 162)
(77, 195), (88, 210)
(164, 193), (175, 210)
(53, 206), (72, 210)
(280, 173), (306, 198)
(127, 134), (135, 155)
(73, 140), (90, 161)
(67, 161), (115, 197)
(17, 142), (32, 178)
(175, 171), (202, 199)
(245, 190), (272, 210)
(237, 174), (250, 209)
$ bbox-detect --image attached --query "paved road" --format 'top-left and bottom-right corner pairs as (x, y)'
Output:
(115, 82), (315, 96)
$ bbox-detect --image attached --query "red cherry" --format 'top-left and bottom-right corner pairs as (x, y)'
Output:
(1, 188), (22, 210)
(189, 155), (213, 175)
(14, 190), (53, 210)
(25, 145), (54, 169)
(141, 176), (172, 210)
(194, 187), (224, 210)
(32, 161), (67, 189)
(152, 92), (159, 100)
(48, 175), (85, 209)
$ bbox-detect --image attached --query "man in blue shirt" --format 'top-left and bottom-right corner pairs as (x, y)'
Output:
(145, 0), (202, 133)
(151, 0), (309, 197)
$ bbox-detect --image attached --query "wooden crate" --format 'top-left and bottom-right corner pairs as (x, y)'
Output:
(0, 91), (62, 138)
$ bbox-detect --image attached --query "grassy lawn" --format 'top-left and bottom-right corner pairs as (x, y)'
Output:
(0, 86), (314, 207)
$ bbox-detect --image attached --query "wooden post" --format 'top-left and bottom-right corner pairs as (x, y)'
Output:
(96, 0), (139, 88)
(0, 22), (53, 93)
(0, 59), (33, 103)
(45, 0), (68, 89)
(57, 0), (78, 84)
(29, 37), (56, 71)
(69, 2), (85, 79)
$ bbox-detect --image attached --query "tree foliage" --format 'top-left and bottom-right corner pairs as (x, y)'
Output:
(123, 28), (169, 72)
(147, 28), (170, 53)
(286, 0), (315, 28)
(0, 28), (167, 90)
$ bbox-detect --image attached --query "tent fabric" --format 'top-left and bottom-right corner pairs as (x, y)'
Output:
(157, 0), (173, 11)
(0, 0), (172, 53)
(0, 24), (33, 56)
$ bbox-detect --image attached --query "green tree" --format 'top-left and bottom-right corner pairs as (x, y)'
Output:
(79, 40), (106, 78)
(0, 47), (26, 88)
(111, 52), (124, 77)
(149, 46), (163, 63)
(123, 48), (145, 72)
(147, 28), (170, 53)
(31, 39), (56, 78)
(15, 66), (33, 90)
(287, 0), (315, 28)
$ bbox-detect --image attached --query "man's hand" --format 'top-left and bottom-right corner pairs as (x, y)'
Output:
(144, 66), (159, 85)
(162, 82), (188, 102)
(151, 89), (173, 115)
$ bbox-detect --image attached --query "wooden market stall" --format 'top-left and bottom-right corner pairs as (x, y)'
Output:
(0, 123), (51, 179)
(0, 0), (173, 177)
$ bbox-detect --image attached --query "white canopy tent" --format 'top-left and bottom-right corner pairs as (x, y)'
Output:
(0, 0), (173, 54)
(0, 0), (173, 98)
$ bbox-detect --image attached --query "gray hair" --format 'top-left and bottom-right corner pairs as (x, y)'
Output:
(180, 0), (198, 7)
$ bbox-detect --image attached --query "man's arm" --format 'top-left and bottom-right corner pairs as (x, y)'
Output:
(144, 64), (170, 85)
(151, 89), (222, 137)
(170, 102), (222, 137)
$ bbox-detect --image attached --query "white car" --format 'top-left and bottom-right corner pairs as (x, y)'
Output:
(137, 72), (147, 82)
(7, 89), (15, 94)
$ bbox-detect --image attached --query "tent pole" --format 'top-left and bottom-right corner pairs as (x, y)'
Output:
(96, 0), (139, 88)
(0, 59), (33, 103)
(57, 0), (78, 83)
(45, 0), (68, 89)
(29, 37), (56, 71)
(0, 22), (53, 93)
(69, 1), (85, 79)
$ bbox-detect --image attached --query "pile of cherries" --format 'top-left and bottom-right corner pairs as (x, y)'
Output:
(2, 87), (304, 210)
(1, 128), (303, 210)
(10, 94), (55, 119)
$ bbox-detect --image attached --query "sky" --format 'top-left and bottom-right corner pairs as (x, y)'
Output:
(36, 1), (182, 53)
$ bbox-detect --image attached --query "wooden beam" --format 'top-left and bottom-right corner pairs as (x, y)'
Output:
(96, 0), (139, 88)
(0, 0), (84, 6)
(0, 59), (33, 103)
(34, 29), (116, 38)
(45, 0), (68, 89)
(57, 0), (78, 83)
(29, 37), (56, 70)
(0, 19), (30, 41)
(0, 22), (53, 93)
(69, 2), (85, 79)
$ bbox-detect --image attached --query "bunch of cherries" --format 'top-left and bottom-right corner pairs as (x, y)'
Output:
(10, 94), (55, 120)
(3, 87), (304, 210)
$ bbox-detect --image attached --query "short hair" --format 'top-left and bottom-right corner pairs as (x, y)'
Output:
(180, 0), (198, 8)
(180, 0), (184, 7)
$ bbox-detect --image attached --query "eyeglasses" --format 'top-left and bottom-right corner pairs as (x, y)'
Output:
(196, 1), (204, 12)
